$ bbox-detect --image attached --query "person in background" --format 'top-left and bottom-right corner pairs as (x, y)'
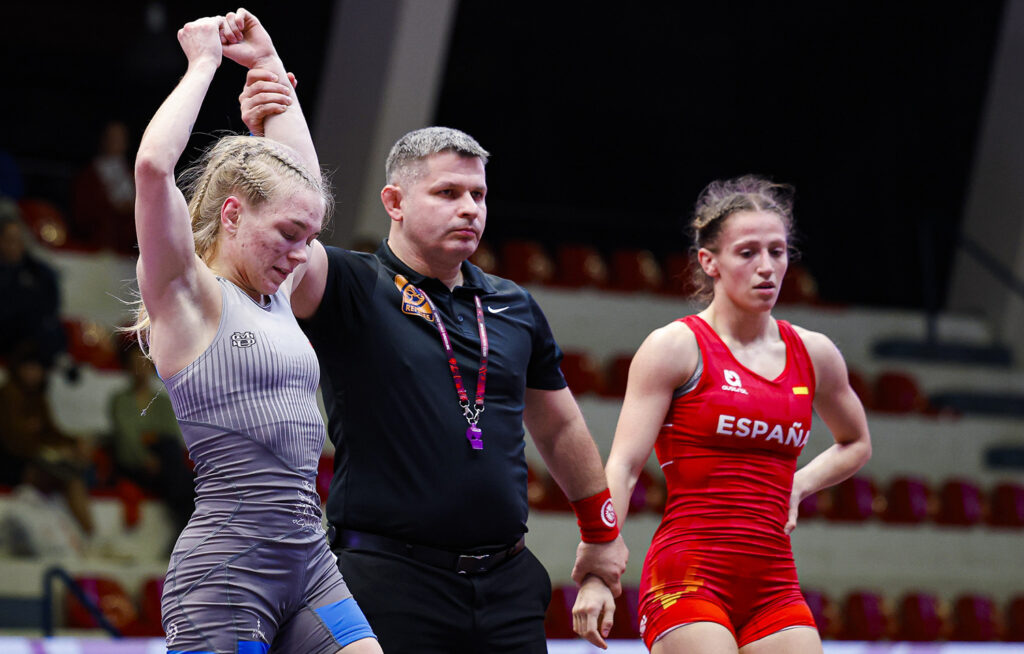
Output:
(0, 340), (94, 537)
(0, 208), (67, 368)
(71, 120), (137, 253)
(107, 343), (194, 549)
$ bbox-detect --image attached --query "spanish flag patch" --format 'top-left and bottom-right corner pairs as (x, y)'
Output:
(792, 386), (809, 395)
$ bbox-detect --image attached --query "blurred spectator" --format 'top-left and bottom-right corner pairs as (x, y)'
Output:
(70, 120), (136, 254)
(0, 206), (67, 367)
(108, 344), (194, 546)
(0, 341), (94, 537)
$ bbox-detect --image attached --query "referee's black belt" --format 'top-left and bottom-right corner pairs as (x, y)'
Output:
(335, 529), (525, 575)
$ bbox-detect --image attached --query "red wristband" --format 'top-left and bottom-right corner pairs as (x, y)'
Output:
(571, 488), (620, 543)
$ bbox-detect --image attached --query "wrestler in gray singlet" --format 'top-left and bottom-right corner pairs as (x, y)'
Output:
(160, 277), (374, 654)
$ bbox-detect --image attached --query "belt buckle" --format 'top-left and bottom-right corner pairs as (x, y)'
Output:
(456, 553), (492, 575)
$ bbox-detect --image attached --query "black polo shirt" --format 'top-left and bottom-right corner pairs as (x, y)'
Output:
(300, 241), (566, 550)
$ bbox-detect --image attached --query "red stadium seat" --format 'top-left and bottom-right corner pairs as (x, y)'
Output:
(802, 588), (838, 639)
(776, 263), (819, 304)
(65, 576), (140, 632)
(873, 370), (927, 414)
(935, 479), (985, 526)
(826, 475), (879, 522)
(316, 455), (334, 504)
(116, 478), (145, 528)
(468, 240), (500, 275)
(500, 240), (554, 285)
(882, 476), (934, 524)
(554, 244), (610, 288)
(599, 353), (633, 398)
(608, 585), (641, 639)
(17, 197), (69, 248)
(988, 481), (1024, 528)
(137, 576), (166, 637)
(896, 592), (947, 642)
(527, 461), (543, 509)
(846, 367), (874, 411)
(661, 252), (699, 297)
(797, 491), (826, 522)
(62, 319), (121, 370)
(839, 591), (891, 641)
(610, 249), (663, 292)
(628, 469), (667, 517)
(544, 585), (579, 639)
(559, 351), (605, 396)
(529, 470), (572, 513)
(951, 593), (999, 641)
(1006, 596), (1024, 641)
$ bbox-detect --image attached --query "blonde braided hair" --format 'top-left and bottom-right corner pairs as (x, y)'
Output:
(128, 135), (333, 347)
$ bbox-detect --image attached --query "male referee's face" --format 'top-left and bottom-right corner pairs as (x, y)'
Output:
(401, 151), (488, 264)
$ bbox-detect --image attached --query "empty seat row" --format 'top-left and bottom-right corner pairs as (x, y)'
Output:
(545, 586), (1024, 642)
(800, 475), (1024, 528)
(471, 240), (820, 302)
(529, 464), (1024, 528)
(805, 588), (1024, 642)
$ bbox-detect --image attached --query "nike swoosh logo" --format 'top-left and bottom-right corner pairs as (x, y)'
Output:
(487, 306), (511, 314)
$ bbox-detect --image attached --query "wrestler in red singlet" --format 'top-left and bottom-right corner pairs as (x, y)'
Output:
(638, 315), (817, 649)
(570, 176), (870, 653)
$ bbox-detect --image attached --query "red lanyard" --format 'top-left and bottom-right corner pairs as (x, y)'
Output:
(417, 290), (488, 450)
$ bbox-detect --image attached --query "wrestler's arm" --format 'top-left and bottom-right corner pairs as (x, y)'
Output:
(524, 386), (629, 597)
(134, 18), (224, 351)
(605, 322), (696, 525)
(785, 327), (872, 534)
(226, 9), (328, 316)
(571, 322), (697, 643)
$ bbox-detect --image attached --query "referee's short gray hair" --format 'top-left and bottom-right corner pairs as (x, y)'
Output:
(385, 127), (490, 184)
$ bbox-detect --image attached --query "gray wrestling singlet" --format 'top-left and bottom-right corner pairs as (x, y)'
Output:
(160, 277), (374, 654)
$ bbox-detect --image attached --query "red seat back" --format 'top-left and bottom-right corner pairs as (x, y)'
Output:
(610, 249), (663, 292)
(896, 592), (947, 641)
(500, 240), (554, 285)
(988, 482), (1024, 527)
(951, 593), (999, 641)
(66, 576), (139, 631)
(544, 585), (579, 639)
(935, 479), (985, 526)
(840, 591), (890, 641)
(882, 476), (933, 524)
(555, 244), (609, 288)
(827, 476), (879, 522)
(873, 371), (926, 413)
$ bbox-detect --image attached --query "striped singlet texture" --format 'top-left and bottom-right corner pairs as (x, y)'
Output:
(162, 277), (326, 544)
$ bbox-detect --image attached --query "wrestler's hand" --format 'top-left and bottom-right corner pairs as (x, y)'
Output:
(221, 8), (278, 69)
(239, 68), (297, 136)
(571, 535), (628, 597)
(784, 482), (804, 535)
(573, 575), (615, 649)
(177, 16), (224, 69)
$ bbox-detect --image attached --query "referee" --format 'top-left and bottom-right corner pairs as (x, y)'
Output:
(240, 77), (628, 653)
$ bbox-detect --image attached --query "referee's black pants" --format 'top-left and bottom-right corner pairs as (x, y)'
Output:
(334, 544), (552, 654)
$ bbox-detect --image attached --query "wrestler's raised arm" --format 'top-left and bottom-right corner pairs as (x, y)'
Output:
(222, 9), (318, 174)
(134, 16), (227, 374)
(225, 8), (329, 317)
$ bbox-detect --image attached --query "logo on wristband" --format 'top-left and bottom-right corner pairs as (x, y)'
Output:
(601, 498), (617, 528)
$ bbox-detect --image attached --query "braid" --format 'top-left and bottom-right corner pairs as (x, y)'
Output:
(238, 150), (270, 200)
